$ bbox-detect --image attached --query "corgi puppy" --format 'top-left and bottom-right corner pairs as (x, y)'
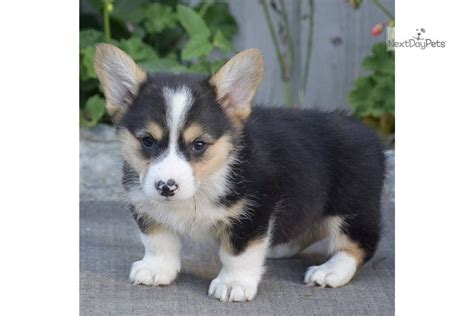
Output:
(94, 44), (385, 302)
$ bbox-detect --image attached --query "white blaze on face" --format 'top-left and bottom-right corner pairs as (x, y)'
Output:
(142, 86), (196, 200)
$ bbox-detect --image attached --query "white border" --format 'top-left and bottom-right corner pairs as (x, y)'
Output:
(396, 0), (474, 314)
(1, 0), (474, 314)
(0, 1), (79, 315)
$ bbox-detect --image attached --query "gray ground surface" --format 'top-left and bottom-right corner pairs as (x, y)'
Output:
(80, 125), (394, 315)
(80, 199), (393, 315)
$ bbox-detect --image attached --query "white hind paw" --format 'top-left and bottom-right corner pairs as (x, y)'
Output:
(304, 251), (358, 288)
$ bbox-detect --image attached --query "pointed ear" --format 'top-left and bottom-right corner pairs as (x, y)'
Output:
(210, 49), (264, 124)
(94, 43), (147, 121)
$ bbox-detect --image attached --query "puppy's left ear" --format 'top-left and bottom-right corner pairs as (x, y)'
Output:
(210, 49), (264, 125)
(94, 43), (147, 122)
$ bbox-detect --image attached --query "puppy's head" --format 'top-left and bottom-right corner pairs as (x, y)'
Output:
(94, 44), (263, 201)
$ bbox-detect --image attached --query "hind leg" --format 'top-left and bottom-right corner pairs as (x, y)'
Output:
(304, 215), (379, 288)
(267, 225), (326, 259)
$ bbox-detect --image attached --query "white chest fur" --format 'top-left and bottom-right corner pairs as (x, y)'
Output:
(127, 164), (236, 238)
(128, 190), (232, 238)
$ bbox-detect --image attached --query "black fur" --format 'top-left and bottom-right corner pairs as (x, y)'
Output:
(223, 107), (385, 261)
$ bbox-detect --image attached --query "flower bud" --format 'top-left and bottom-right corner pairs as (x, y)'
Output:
(371, 23), (384, 37)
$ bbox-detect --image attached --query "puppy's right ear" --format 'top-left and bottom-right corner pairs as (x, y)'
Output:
(94, 43), (147, 121)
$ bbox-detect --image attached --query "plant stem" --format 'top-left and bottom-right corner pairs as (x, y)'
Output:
(371, 0), (394, 20)
(259, 0), (291, 106)
(199, 0), (212, 17)
(300, 0), (314, 105)
(279, 0), (295, 78)
(103, 0), (112, 42)
(283, 80), (291, 107)
(260, 0), (286, 79)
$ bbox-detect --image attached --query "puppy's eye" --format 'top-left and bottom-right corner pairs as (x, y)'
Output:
(192, 140), (207, 152)
(140, 136), (155, 148)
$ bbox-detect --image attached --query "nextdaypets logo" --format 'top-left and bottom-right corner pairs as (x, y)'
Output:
(387, 27), (446, 51)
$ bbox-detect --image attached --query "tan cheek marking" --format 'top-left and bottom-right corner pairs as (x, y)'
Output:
(147, 122), (164, 141)
(191, 135), (234, 182)
(183, 123), (204, 144)
(118, 129), (150, 175)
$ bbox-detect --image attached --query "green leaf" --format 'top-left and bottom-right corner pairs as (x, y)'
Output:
(111, 0), (149, 23)
(85, 0), (103, 12)
(181, 35), (213, 61)
(349, 42), (394, 121)
(202, 2), (238, 40)
(81, 95), (105, 127)
(118, 37), (158, 62)
(362, 43), (394, 74)
(143, 3), (177, 33)
(81, 1), (239, 128)
(213, 30), (232, 52)
(130, 26), (147, 39)
(86, 0), (149, 23)
(140, 57), (188, 73)
(80, 29), (104, 50)
(80, 79), (98, 93)
(187, 62), (211, 74)
(81, 46), (97, 79)
(209, 59), (226, 73)
(177, 4), (211, 39)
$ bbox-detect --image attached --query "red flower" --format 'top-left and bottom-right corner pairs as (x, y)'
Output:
(371, 23), (385, 37)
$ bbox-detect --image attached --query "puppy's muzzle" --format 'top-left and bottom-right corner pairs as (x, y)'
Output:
(155, 179), (179, 197)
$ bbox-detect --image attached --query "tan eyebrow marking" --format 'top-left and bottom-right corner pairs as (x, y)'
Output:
(146, 122), (164, 140)
(183, 123), (205, 144)
(190, 134), (233, 181)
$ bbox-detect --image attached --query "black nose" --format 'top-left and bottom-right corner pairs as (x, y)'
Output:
(155, 179), (178, 197)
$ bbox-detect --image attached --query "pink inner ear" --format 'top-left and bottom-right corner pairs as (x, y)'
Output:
(219, 92), (235, 112)
(219, 78), (251, 111)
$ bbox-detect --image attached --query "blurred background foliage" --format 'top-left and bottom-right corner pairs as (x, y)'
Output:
(80, 0), (237, 127)
(349, 42), (394, 138)
(81, 0), (394, 143)
(347, 0), (395, 140)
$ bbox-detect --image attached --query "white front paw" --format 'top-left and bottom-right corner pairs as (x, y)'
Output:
(129, 258), (180, 286)
(208, 277), (258, 302)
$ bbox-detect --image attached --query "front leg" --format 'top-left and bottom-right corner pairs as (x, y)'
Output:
(208, 235), (270, 302)
(129, 221), (181, 286)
